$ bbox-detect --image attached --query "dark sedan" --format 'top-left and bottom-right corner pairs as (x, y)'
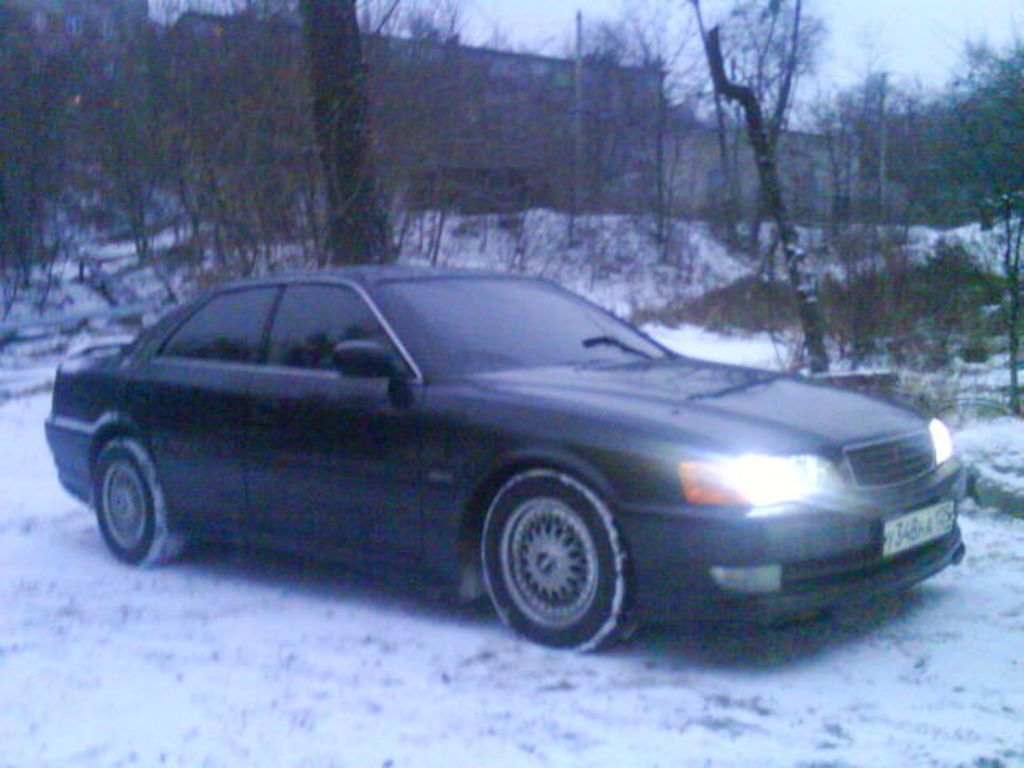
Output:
(45, 268), (966, 650)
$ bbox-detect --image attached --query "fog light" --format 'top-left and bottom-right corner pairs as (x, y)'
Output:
(709, 564), (782, 594)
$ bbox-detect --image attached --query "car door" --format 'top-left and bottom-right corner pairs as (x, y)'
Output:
(245, 282), (422, 559)
(129, 286), (280, 534)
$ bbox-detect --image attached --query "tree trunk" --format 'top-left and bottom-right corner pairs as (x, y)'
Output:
(299, 0), (391, 265)
(1003, 197), (1022, 414)
(703, 26), (830, 373)
(1008, 263), (1020, 414)
(655, 66), (668, 254)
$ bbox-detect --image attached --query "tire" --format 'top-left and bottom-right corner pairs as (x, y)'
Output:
(92, 437), (186, 567)
(482, 469), (629, 651)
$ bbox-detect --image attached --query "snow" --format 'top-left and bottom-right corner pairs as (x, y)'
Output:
(397, 210), (753, 317)
(645, 324), (792, 370)
(957, 418), (1024, 499)
(907, 221), (1010, 274)
(2, 221), (1024, 765)
(3, 390), (1024, 764)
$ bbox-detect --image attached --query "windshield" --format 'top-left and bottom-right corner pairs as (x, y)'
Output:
(374, 277), (669, 377)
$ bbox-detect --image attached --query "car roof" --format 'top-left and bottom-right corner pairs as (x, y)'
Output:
(214, 265), (529, 294)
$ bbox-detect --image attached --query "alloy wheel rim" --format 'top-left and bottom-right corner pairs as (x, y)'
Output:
(102, 461), (147, 551)
(500, 497), (599, 628)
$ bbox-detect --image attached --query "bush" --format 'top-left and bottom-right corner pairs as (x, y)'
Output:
(646, 276), (797, 333)
(649, 238), (1003, 372)
(961, 335), (990, 363)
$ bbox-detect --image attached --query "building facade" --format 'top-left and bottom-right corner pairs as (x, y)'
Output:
(8, 0), (148, 53)
(665, 124), (893, 226)
(171, 11), (664, 214)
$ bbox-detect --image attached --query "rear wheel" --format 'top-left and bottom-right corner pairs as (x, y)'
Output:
(482, 470), (629, 651)
(93, 438), (185, 567)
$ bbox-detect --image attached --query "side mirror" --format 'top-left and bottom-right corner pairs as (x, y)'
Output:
(332, 339), (402, 379)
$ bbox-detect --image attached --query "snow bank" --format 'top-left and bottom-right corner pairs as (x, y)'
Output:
(398, 210), (752, 316)
(644, 324), (790, 370)
(957, 418), (1024, 512)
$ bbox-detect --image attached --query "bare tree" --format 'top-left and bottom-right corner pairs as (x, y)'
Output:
(715, 0), (824, 141)
(691, 0), (824, 248)
(87, 24), (166, 263)
(299, 0), (391, 265)
(603, 0), (700, 251)
(163, 8), (319, 274)
(695, 6), (829, 372)
(955, 43), (1024, 412)
(979, 193), (1023, 413)
(0, 9), (75, 313)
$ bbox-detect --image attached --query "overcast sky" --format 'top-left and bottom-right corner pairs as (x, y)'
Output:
(462, 0), (1021, 89)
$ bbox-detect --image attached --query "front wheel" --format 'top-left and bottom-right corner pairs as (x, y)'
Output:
(482, 470), (629, 651)
(93, 438), (186, 567)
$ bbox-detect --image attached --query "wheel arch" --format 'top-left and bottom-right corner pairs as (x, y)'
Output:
(87, 412), (148, 476)
(456, 448), (620, 602)
(89, 421), (187, 567)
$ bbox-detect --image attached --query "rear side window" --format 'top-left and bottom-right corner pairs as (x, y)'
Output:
(161, 288), (278, 363)
(267, 284), (391, 371)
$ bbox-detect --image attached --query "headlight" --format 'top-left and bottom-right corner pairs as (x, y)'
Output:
(679, 454), (842, 507)
(929, 418), (954, 465)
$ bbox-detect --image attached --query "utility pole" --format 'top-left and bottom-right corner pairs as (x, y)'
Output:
(655, 64), (667, 251)
(570, 10), (584, 245)
(877, 71), (888, 223)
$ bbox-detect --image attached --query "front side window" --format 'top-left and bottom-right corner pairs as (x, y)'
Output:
(267, 284), (392, 371)
(161, 288), (278, 364)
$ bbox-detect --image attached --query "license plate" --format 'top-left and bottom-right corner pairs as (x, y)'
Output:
(883, 500), (956, 558)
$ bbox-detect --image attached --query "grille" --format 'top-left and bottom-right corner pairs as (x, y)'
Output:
(844, 431), (936, 488)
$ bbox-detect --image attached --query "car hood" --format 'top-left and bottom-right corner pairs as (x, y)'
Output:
(460, 358), (927, 456)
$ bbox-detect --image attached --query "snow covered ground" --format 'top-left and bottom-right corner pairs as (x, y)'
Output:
(397, 210), (752, 318)
(958, 419), (1024, 514)
(2, 219), (1022, 765)
(2, 343), (1024, 766)
(645, 324), (793, 370)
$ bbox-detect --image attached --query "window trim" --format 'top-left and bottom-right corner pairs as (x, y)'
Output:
(340, 279), (424, 381)
(264, 279), (424, 381)
(151, 280), (424, 382)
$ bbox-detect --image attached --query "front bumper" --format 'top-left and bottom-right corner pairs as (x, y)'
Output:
(618, 460), (967, 623)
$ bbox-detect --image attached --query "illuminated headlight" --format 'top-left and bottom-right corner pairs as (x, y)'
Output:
(680, 454), (842, 507)
(929, 418), (954, 465)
